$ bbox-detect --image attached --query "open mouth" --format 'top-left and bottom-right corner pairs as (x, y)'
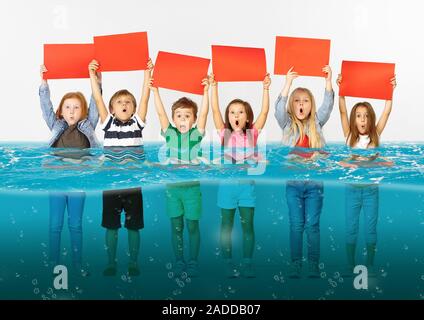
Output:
(122, 108), (127, 113)
(235, 120), (239, 126)
(299, 108), (304, 114)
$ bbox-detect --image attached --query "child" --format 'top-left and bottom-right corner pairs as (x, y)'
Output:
(149, 73), (209, 277)
(39, 64), (101, 276)
(337, 74), (396, 277)
(89, 59), (153, 276)
(210, 73), (271, 278)
(274, 66), (334, 278)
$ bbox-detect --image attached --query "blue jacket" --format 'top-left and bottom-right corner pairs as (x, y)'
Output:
(39, 83), (100, 147)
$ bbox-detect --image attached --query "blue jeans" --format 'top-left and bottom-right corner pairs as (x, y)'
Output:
(49, 192), (85, 266)
(286, 181), (324, 263)
(345, 184), (379, 245)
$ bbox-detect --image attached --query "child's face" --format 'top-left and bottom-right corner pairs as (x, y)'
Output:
(355, 106), (369, 134)
(61, 98), (83, 126)
(228, 103), (248, 132)
(173, 107), (196, 134)
(292, 92), (312, 121)
(111, 95), (135, 122)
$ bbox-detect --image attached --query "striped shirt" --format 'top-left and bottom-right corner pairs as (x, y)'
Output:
(102, 114), (144, 147)
(103, 146), (146, 163)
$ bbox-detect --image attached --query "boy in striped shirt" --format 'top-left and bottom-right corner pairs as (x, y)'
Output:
(89, 59), (152, 276)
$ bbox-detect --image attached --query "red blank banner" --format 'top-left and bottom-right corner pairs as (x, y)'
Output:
(43, 44), (94, 79)
(212, 45), (266, 82)
(274, 36), (331, 77)
(94, 32), (149, 72)
(153, 51), (210, 95)
(339, 61), (395, 100)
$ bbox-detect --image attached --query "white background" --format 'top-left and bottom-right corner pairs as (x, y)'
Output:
(0, 0), (423, 142)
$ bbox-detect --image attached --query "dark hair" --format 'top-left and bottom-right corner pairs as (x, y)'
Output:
(108, 89), (137, 114)
(222, 99), (255, 146)
(224, 99), (254, 133)
(347, 102), (379, 147)
(171, 97), (198, 120)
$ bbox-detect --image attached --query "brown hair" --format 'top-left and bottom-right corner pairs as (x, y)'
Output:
(287, 88), (322, 148)
(171, 97), (198, 120)
(108, 89), (137, 114)
(347, 102), (379, 148)
(222, 99), (255, 146)
(55, 92), (88, 120)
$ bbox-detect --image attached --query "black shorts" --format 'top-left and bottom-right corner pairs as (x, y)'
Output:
(102, 187), (144, 230)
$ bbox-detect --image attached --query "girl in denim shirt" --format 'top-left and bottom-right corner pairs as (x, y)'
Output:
(39, 64), (101, 276)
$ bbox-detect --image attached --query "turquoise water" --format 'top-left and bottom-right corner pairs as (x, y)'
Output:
(1, 142), (423, 191)
(0, 143), (423, 300)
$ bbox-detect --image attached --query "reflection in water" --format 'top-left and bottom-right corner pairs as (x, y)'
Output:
(218, 180), (256, 278)
(166, 182), (202, 278)
(101, 187), (143, 277)
(286, 180), (324, 279)
(0, 180), (423, 299)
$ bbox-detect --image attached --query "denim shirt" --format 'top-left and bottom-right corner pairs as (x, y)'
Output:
(274, 90), (334, 147)
(39, 83), (100, 148)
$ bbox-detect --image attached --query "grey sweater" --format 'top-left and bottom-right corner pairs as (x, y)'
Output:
(274, 89), (334, 147)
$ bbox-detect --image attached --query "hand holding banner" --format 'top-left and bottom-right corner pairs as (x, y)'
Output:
(339, 61), (395, 100)
(152, 51), (210, 95)
(94, 32), (149, 72)
(274, 36), (331, 77)
(212, 45), (266, 81)
(43, 44), (94, 79)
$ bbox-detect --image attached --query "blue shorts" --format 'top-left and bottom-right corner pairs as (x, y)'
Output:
(217, 180), (256, 209)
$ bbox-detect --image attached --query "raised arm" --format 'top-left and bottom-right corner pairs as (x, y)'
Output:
(149, 78), (170, 132)
(324, 65), (333, 92)
(253, 73), (271, 131)
(280, 67), (298, 97)
(316, 65), (335, 126)
(209, 74), (225, 130)
(137, 58), (153, 123)
(376, 76), (397, 135)
(88, 60), (108, 124)
(86, 69), (102, 128)
(39, 65), (56, 130)
(196, 78), (210, 133)
(274, 67), (298, 129)
(337, 74), (350, 138)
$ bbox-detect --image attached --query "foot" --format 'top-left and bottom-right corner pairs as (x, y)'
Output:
(241, 259), (256, 278)
(307, 262), (320, 278)
(288, 260), (302, 279)
(103, 263), (117, 276)
(128, 262), (140, 276)
(186, 260), (199, 278)
(225, 259), (239, 278)
(173, 260), (186, 277)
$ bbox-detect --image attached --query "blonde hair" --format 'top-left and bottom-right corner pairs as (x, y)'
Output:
(56, 92), (88, 120)
(287, 88), (322, 148)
